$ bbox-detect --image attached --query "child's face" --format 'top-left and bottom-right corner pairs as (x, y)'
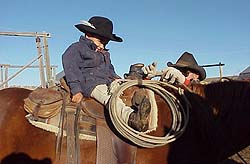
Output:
(86, 33), (109, 51)
(186, 71), (200, 81)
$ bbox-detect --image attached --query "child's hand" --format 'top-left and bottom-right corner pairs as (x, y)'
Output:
(72, 92), (83, 103)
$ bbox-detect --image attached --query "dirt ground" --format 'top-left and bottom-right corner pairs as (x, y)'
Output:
(220, 146), (250, 164)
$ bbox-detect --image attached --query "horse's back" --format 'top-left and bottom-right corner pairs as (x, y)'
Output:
(0, 88), (58, 161)
(0, 87), (171, 164)
(0, 87), (31, 130)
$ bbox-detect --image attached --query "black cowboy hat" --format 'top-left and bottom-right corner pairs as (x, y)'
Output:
(124, 63), (146, 79)
(75, 16), (123, 42)
(167, 52), (206, 81)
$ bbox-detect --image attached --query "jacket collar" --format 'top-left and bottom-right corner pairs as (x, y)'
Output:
(79, 35), (109, 51)
(79, 35), (97, 50)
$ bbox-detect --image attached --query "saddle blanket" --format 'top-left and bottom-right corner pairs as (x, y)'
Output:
(25, 112), (96, 141)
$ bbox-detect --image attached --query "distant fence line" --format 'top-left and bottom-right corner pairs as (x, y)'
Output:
(201, 62), (225, 78)
(0, 64), (58, 89)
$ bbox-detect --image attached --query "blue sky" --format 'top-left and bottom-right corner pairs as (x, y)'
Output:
(1, 0), (250, 86)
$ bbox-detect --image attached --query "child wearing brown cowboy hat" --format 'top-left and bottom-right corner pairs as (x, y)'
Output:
(62, 16), (151, 132)
(143, 52), (206, 85)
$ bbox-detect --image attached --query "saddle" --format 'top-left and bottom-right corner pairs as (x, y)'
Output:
(23, 85), (98, 164)
(23, 66), (152, 164)
(23, 85), (98, 138)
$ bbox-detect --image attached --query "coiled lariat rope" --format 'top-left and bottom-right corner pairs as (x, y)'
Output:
(109, 80), (190, 148)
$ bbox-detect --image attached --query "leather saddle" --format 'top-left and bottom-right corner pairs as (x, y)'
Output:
(23, 69), (149, 163)
(23, 77), (141, 135)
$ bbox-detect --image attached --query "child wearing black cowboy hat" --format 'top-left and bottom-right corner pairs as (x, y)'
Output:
(143, 52), (206, 85)
(62, 16), (151, 132)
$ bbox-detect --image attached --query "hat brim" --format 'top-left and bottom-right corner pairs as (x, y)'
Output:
(75, 24), (123, 42)
(167, 62), (206, 81)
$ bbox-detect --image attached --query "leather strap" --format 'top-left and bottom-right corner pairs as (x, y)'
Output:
(65, 105), (80, 164)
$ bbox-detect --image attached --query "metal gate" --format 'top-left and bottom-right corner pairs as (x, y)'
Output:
(0, 31), (56, 88)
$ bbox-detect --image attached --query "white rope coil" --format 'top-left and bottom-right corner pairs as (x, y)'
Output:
(108, 80), (190, 148)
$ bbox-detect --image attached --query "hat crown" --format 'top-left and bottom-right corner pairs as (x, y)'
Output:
(89, 16), (113, 36)
(167, 52), (206, 81)
(75, 16), (123, 42)
(176, 52), (198, 66)
(124, 63), (145, 79)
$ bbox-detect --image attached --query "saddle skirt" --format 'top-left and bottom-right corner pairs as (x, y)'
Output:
(24, 87), (67, 119)
(24, 84), (159, 141)
(24, 86), (97, 140)
(25, 110), (97, 141)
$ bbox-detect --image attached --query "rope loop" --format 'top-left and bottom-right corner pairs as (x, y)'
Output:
(108, 80), (190, 148)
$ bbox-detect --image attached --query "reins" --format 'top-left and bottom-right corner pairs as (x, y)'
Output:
(109, 79), (190, 148)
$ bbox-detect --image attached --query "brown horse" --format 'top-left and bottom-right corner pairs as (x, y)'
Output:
(0, 85), (171, 164)
(0, 80), (250, 164)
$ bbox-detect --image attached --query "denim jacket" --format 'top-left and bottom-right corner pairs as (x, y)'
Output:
(62, 36), (119, 97)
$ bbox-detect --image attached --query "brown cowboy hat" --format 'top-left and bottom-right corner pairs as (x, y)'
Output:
(124, 63), (146, 79)
(167, 52), (206, 81)
(75, 16), (123, 42)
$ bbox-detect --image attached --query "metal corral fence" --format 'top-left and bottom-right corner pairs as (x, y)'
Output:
(0, 31), (57, 89)
(0, 64), (58, 89)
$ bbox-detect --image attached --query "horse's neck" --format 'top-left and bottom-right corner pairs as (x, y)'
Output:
(187, 83), (206, 98)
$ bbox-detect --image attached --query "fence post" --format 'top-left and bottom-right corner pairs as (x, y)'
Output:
(43, 36), (52, 87)
(0, 66), (3, 88)
(4, 66), (9, 88)
(36, 37), (46, 88)
(219, 62), (223, 78)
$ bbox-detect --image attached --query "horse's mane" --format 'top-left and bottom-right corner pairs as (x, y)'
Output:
(193, 80), (250, 118)
(180, 80), (250, 161)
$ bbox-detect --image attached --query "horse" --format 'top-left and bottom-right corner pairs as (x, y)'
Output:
(0, 84), (172, 164)
(0, 80), (250, 164)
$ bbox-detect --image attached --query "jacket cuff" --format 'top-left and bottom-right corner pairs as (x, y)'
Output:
(69, 83), (82, 95)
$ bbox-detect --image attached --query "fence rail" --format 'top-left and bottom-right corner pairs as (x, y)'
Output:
(0, 63), (57, 89)
(0, 31), (54, 88)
